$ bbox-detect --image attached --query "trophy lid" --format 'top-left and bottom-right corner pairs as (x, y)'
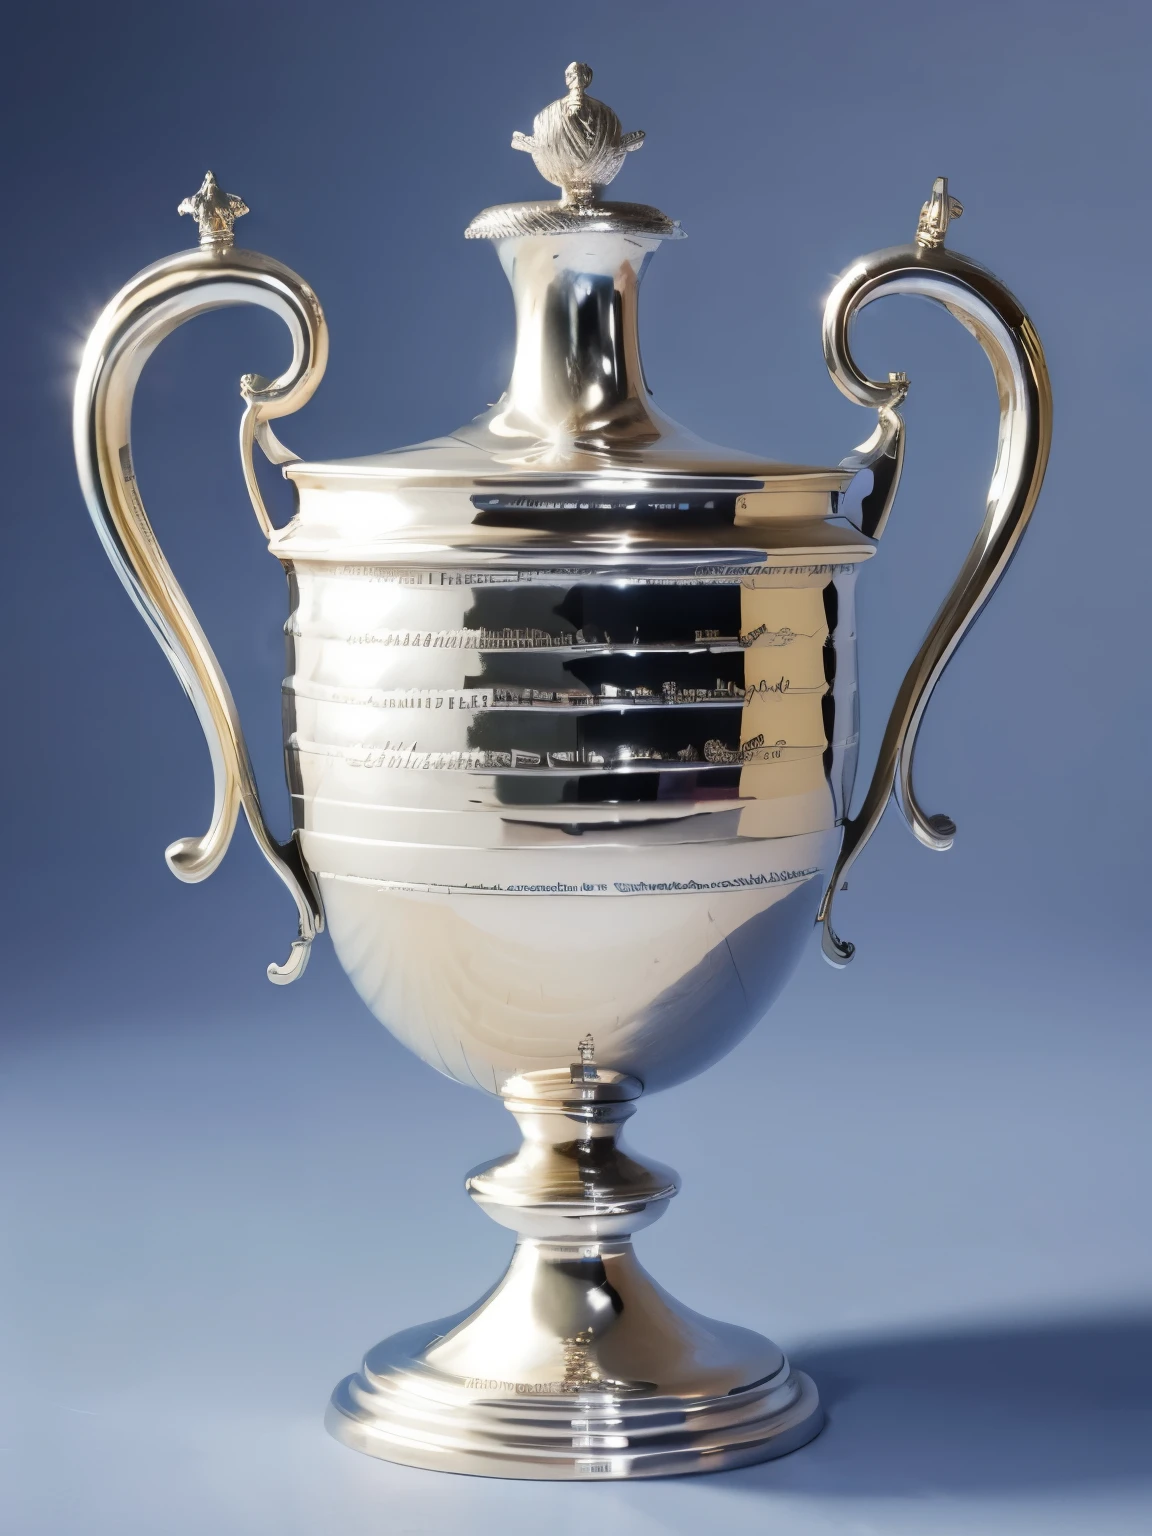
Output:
(285, 62), (852, 508)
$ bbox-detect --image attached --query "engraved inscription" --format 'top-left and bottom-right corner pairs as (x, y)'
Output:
(315, 868), (821, 898)
(611, 868), (819, 894)
(463, 1377), (571, 1394)
(289, 734), (831, 774)
(323, 563), (860, 587)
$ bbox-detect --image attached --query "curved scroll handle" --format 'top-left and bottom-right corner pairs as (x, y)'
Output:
(818, 178), (1052, 966)
(73, 173), (329, 983)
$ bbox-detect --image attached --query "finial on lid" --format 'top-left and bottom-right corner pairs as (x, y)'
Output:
(178, 171), (249, 247)
(510, 61), (645, 208)
(565, 60), (593, 100)
(466, 62), (677, 240)
(916, 176), (963, 249)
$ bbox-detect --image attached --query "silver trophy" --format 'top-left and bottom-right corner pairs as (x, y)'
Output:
(75, 63), (1050, 1479)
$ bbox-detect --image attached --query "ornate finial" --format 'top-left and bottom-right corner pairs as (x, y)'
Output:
(511, 62), (645, 207)
(178, 171), (249, 248)
(916, 176), (963, 249)
(564, 60), (593, 103)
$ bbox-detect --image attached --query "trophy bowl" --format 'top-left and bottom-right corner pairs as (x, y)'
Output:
(74, 62), (1050, 1479)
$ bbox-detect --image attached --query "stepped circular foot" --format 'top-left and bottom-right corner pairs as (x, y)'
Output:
(327, 1072), (823, 1480)
(326, 1318), (823, 1480)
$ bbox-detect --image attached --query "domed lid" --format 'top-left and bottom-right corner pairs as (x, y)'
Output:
(286, 63), (849, 495)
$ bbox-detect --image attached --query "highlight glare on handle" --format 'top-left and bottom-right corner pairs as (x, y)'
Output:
(73, 185), (329, 982)
(818, 184), (1052, 965)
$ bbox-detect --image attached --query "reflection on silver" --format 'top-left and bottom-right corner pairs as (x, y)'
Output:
(916, 175), (964, 248)
(328, 1067), (821, 1477)
(511, 62), (645, 206)
(818, 178), (1053, 963)
(73, 181), (327, 981)
(177, 170), (249, 246)
(468, 60), (673, 241)
(75, 66), (1049, 1480)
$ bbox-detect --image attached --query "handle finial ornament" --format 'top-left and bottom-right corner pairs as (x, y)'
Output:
(511, 61), (645, 207)
(178, 171), (249, 247)
(915, 175), (964, 248)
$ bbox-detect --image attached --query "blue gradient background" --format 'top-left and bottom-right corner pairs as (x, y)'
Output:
(3, 1), (1151, 1531)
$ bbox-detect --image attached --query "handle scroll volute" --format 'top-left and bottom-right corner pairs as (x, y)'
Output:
(73, 176), (329, 983)
(818, 181), (1052, 966)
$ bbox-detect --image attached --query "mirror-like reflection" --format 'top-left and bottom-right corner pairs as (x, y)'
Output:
(285, 560), (860, 1093)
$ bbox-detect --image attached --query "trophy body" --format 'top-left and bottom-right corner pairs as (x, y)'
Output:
(74, 67), (1050, 1479)
(286, 555), (859, 1096)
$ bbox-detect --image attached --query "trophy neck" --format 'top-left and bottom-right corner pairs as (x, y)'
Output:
(470, 230), (681, 459)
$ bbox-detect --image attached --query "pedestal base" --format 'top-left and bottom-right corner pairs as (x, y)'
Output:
(327, 1247), (822, 1479)
(326, 1065), (823, 1480)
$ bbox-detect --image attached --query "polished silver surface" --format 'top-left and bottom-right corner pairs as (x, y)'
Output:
(327, 1067), (823, 1478)
(916, 175), (964, 249)
(511, 62), (645, 202)
(301, 220), (848, 481)
(283, 557), (857, 1095)
(75, 70), (1048, 1482)
(430, 61), (847, 479)
(73, 178), (328, 980)
(836, 370), (908, 540)
(467, 61), (676, 240)
(177, 170), (249, 247)
(817, 179), (1053, 964)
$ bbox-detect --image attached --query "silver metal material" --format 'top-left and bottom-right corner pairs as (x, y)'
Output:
(177, 170), (249, 248)
(282, 556), (858, 1095)
(327, 1069), (822, 1477)
(465, 198), (679, 242)
(512, 62), (645, 203)
(817, 179), (1052, 964)
(294, 223), (848, 484)
(916, 175), (964, 249)
(467, 62), (677, 241)
(836, 372), (908, 540)
(73, 178), (328, 980)
(76, 82), (1049, 1482)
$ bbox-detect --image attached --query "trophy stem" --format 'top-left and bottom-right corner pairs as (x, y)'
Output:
(326, 1063), (823, 1479)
